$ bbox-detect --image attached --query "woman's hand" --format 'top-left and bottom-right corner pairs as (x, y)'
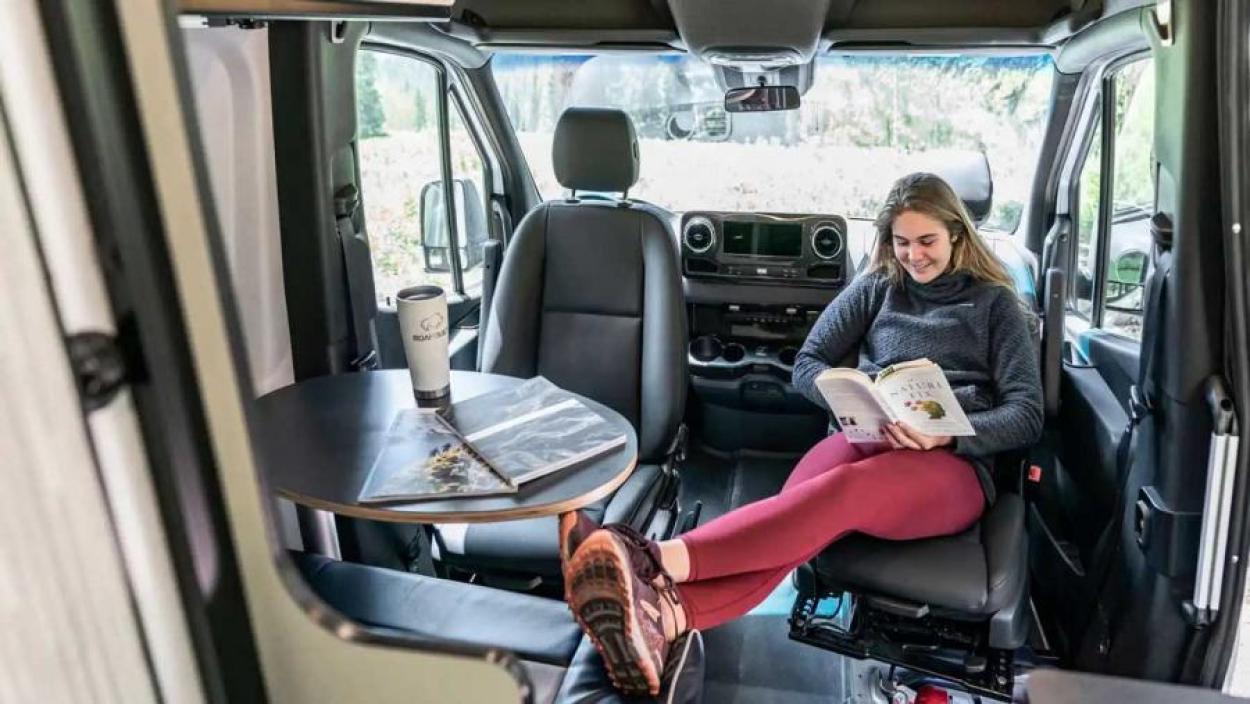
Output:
(883, 421), (952, 451)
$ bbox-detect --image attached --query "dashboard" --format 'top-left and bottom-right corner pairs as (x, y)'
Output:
(680, 211), (849, 287)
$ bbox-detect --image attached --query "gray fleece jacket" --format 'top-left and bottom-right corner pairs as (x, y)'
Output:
(792, 269), (1044, 499)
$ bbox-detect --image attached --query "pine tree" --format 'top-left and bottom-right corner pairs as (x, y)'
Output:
(413, 90), (429, 131)
(358, 52), (386, 139)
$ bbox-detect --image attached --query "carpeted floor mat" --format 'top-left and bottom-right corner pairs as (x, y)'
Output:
(700, 611), (846, 703)
(677, 447), (798, 525)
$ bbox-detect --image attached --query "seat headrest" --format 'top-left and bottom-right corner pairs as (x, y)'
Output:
(552, 108), (640, 193)
(929, 151), (993, 225)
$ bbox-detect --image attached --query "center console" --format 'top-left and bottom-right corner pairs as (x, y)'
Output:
(685, 299), (833, 452)
(688, 302), (816, 380)
(679, 210), (854, 451)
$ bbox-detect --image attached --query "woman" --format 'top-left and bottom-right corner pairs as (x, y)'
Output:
(559, 172), (1044, 696)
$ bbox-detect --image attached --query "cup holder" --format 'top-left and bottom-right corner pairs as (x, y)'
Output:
(778, 347), (799, 366)
(690, 337), (789, 367)
(690, 336), (723, 362)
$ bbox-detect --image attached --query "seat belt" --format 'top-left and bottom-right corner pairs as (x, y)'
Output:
(1079, 213), (1173, 656)
(334, 183), (379, 371)
(475, 239), (503, 371)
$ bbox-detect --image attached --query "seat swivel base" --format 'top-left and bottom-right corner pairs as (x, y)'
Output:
(788, 591), (1015, 701)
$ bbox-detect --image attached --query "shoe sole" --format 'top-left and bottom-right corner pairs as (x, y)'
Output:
(557, 513), (586, 584)
(565, 532), (662, 696)
(557, 512), (579, 564)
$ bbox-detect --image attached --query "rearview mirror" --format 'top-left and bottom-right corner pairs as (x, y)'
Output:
(724, 85), (800, 113)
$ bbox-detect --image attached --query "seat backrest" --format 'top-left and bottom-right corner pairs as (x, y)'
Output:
(855, 150), (995, 273)
(924, 149), (993, 227)
(480, 108), (687, 463)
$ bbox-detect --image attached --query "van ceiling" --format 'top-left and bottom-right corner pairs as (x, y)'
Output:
(454, 0), (1073, 31)
(439, 0), (1153, 51)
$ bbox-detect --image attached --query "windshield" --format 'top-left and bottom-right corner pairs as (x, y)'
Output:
(492, 53), (1054, 231)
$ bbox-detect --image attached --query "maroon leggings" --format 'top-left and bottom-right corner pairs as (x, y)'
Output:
(675, 433), (985, 630)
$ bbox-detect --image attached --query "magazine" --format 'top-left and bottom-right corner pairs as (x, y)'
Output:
(357, 409), (514, 503)
(813, 358), (975, 444)
(450, 376), (629, 485)
(357, 377), (628, 503)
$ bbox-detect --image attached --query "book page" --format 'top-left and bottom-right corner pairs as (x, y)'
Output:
(451, 376), (567, 435)
(452, 376), (628, 485)
(813, 372), (893, 443)
(358, 409), (514, 503)
(874, 364), (976, 437)
(464, 397), (626, 484)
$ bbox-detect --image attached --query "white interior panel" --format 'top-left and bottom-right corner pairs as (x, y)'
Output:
(183, 26), (301, 550)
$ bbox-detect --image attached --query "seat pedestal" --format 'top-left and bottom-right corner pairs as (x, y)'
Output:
(789, 589), (1016, 701)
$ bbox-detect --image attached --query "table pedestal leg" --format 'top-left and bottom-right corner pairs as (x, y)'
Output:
(296, 506), (341, 559)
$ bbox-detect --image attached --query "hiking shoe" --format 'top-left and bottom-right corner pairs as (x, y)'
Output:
(565, 524), (686, 697)
(558, 510), (599, 582)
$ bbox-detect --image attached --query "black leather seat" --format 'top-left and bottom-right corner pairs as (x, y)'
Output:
(434, 107), (687, 582)
(555, 632), (706, 704)
(792, 157), (1033, 698)
(293, 551), (583, 664)
(812, 493), (1029, 633)
(809, 156), (1030, 621)
(795, 485), (1030, 698)
(294, 551), (706, 703)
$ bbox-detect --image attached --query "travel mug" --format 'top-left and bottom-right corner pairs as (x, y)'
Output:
(396, 285), (451, 404)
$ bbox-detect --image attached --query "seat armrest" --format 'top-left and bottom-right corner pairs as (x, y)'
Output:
(601, 463), (663, 527)
(983, 493), (1028, 614)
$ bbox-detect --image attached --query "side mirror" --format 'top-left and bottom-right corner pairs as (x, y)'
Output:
(1105, 250), (1149, 312)
(724, 85), (800, 113)
(418, 179), (487, 273)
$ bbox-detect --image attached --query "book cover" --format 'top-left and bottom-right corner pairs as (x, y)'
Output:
(814, 360), (975, 443)
(874, 362), (976, 438)
(357, 409), (515, 503)
(451, 376), (628, 485)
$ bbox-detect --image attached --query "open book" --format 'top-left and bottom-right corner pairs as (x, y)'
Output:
(357, 409), (511, 503)
(357, 377), (628, 503)
(813, 358), (975, 444)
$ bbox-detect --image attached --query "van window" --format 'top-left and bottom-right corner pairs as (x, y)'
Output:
(1073, 119), (1102, 320)
(1068, 56), (1155, 340)
(491, 53), (1054, 233)
(356, 49), (492, 305)
(356, 50), (445, 305)
(1103, 60), (1155, 340)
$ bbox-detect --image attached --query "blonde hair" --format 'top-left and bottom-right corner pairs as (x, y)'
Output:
(870, 172), (1014, 289)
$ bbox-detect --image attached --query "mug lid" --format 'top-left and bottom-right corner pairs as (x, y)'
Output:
(396, 285), (445, 301)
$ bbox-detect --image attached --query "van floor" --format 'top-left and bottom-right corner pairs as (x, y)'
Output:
(675, 446), (848, 702)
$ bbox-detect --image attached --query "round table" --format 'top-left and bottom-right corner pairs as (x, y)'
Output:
(254, 369), (638, 523)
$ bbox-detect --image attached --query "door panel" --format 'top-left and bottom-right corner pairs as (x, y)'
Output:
(1083, 330), (1140, 403)
(1059, 364), (1128, 529)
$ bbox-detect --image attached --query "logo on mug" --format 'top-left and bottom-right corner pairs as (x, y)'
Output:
(410, 311), (448, 342)
(419, 312), (445, 332)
